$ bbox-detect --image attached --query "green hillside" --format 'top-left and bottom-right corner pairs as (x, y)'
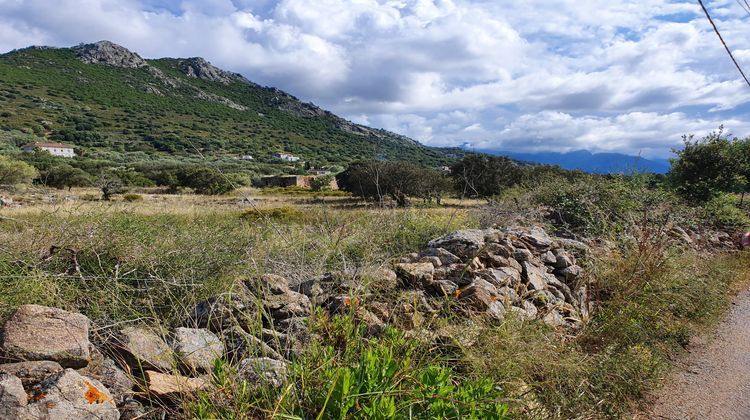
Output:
(0, 41), (462, 177)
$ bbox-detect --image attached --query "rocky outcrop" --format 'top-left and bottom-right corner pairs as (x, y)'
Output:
(73, 40), (146, 68)
(178, 57), (247, 85)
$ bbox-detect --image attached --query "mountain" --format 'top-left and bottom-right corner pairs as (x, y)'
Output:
(480, 149), (671, 174)
(0, 41), (462, 171)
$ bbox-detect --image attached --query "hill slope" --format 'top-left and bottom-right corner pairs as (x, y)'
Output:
(0, 41), (461, 172)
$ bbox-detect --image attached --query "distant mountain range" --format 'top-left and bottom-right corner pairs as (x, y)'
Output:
(479, 149), (671, 174)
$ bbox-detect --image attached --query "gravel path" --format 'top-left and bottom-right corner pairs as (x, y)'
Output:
(643, 288), (750, 419)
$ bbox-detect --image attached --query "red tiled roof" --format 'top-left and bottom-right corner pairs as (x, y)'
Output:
(22, 142), (75, 149)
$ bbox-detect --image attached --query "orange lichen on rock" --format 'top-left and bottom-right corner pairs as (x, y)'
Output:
(84, 381), (112, 404)
(27, 390), (46, 402)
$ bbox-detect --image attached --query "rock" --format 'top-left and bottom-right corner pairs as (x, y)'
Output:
(420, 247), (462, 265)
(0, 373), (26, 419)
(74, 40), (146, 68)
(264, 290), (312, 320)
(256, 273), (290, 295)
(475, 267), (520, 288)
(114, 326), (175, 373)
(484, 242), (513, 258)
(418, 255), (443, 267)
(541, 251), (557, 265)
(327, 295), (358, 314)
(434, 263), (472, 286)
(522, 300), (539, 319)
(187, 287), (259, 332)
(543, 310), (565, 328)
(520, 227), (553, 250)
(0, 304), (90, 368)
(557, 265), (583, 283)
(368, 302), (391, 321)
(173, 328), (224, 374)
(428, 279), (458, 297)
(118, 398), (147, 420)
(222, 327), (284, 362)
(522, 262), (548, 291)
(484, 254), (523, 272)
(25, 369), (119, 419)
(0, 361), (63, 386)
(393, 303), (423, 330)
(395, 262), (434, 288)
(355, 308), (386, 336)
(546, 276), (575, 304)
(556, 238), (590, 256)
(145, 370), (209, 397)
(487, 301), (506, 321)
(514, 248), (534, 262)
(237, 357), (288, 389)
(178, 57), (244, 84)
(369, 268), (399, 291)
(427, 229), (486, 258)
(458, 284), (497, 312)
(400, 253), (419, 263)
(78, 347), (133, 404)
(553, 250), (574, 269)
(496, 286), (520, 306)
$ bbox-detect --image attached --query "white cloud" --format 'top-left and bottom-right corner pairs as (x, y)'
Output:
(1, 0), (749, 157)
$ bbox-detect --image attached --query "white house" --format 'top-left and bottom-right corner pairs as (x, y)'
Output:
(22, 142), (76, 158)
(273, 152), (300, 162)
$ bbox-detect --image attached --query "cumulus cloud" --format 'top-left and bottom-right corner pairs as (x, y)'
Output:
(0, 0), (749, 157)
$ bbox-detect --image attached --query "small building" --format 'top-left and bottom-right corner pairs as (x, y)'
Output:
(22, 142), (76, 158)
(235, 155), (254, 161)
(259, 175), (338, 189)
(273, 152), (300, 162)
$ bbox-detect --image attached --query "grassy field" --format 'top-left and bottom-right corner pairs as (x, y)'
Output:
(1, 187), (749, 418)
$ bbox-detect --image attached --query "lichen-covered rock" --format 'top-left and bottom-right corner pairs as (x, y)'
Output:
(0, 361), (63, 386)
(0, 304), (90, 368)
(78, 347), (134, 404)
(238, 357), (288, 389)
(419, 247), (462, 265)
(24, 369), (120, 420)
(173, 328), (224, 374)
(264, 290), (312, 320)
(522, 262), (549, 291)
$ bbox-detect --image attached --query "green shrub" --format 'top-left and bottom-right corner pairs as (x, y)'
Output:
(700, 193), (750, 229)
(240, 207), (307, 224)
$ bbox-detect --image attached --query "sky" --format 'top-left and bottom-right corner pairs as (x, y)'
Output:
(1, 0), (750, 158)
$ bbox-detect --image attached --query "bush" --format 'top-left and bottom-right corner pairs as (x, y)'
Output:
(0, 155), (38, 187)
(122, 193), (144, 202)
(240, 207), (307, 224)
(700, 193), (750, 229)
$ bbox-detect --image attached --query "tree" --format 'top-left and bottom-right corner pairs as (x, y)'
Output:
(44, 164), (91, 190)
(337, 161), (449, 207)
(668, 129), (738, 201)
(178, 166), (235, 195)
(97, 173), (127, 201)
(310, 174), (334, 191)
(450, 155), (522, 199)
(0, 156), (38, 187)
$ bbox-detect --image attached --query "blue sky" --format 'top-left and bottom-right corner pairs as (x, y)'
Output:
(1, 0), (749, 158)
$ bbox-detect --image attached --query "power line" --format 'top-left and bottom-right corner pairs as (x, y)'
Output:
(698, 0), (750, 88)
(735, 0), (750, 16)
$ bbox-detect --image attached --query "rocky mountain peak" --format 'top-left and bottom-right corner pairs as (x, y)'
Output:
(178, 57), (246, 84)
(73, 40), (146, 69)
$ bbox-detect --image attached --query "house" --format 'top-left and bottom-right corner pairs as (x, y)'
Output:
(259, 175), (338, 189)
(236, 155), (254, 161)
(22, 142), (76, 157)
(272, 152), (300, 162)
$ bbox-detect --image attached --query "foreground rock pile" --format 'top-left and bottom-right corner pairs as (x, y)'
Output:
(395, 227), (590, 328)
(0, 226), (589, 418)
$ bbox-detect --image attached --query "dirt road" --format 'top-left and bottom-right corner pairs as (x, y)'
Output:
(644, 288), (750, 419)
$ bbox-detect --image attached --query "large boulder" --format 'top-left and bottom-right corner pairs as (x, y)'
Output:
(0, 305), (90, 368)
(172, 328), (224, 374)
(24, 369), (120, 419)
(0, 361), (63, 386)
(113, 326), (175, 373)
